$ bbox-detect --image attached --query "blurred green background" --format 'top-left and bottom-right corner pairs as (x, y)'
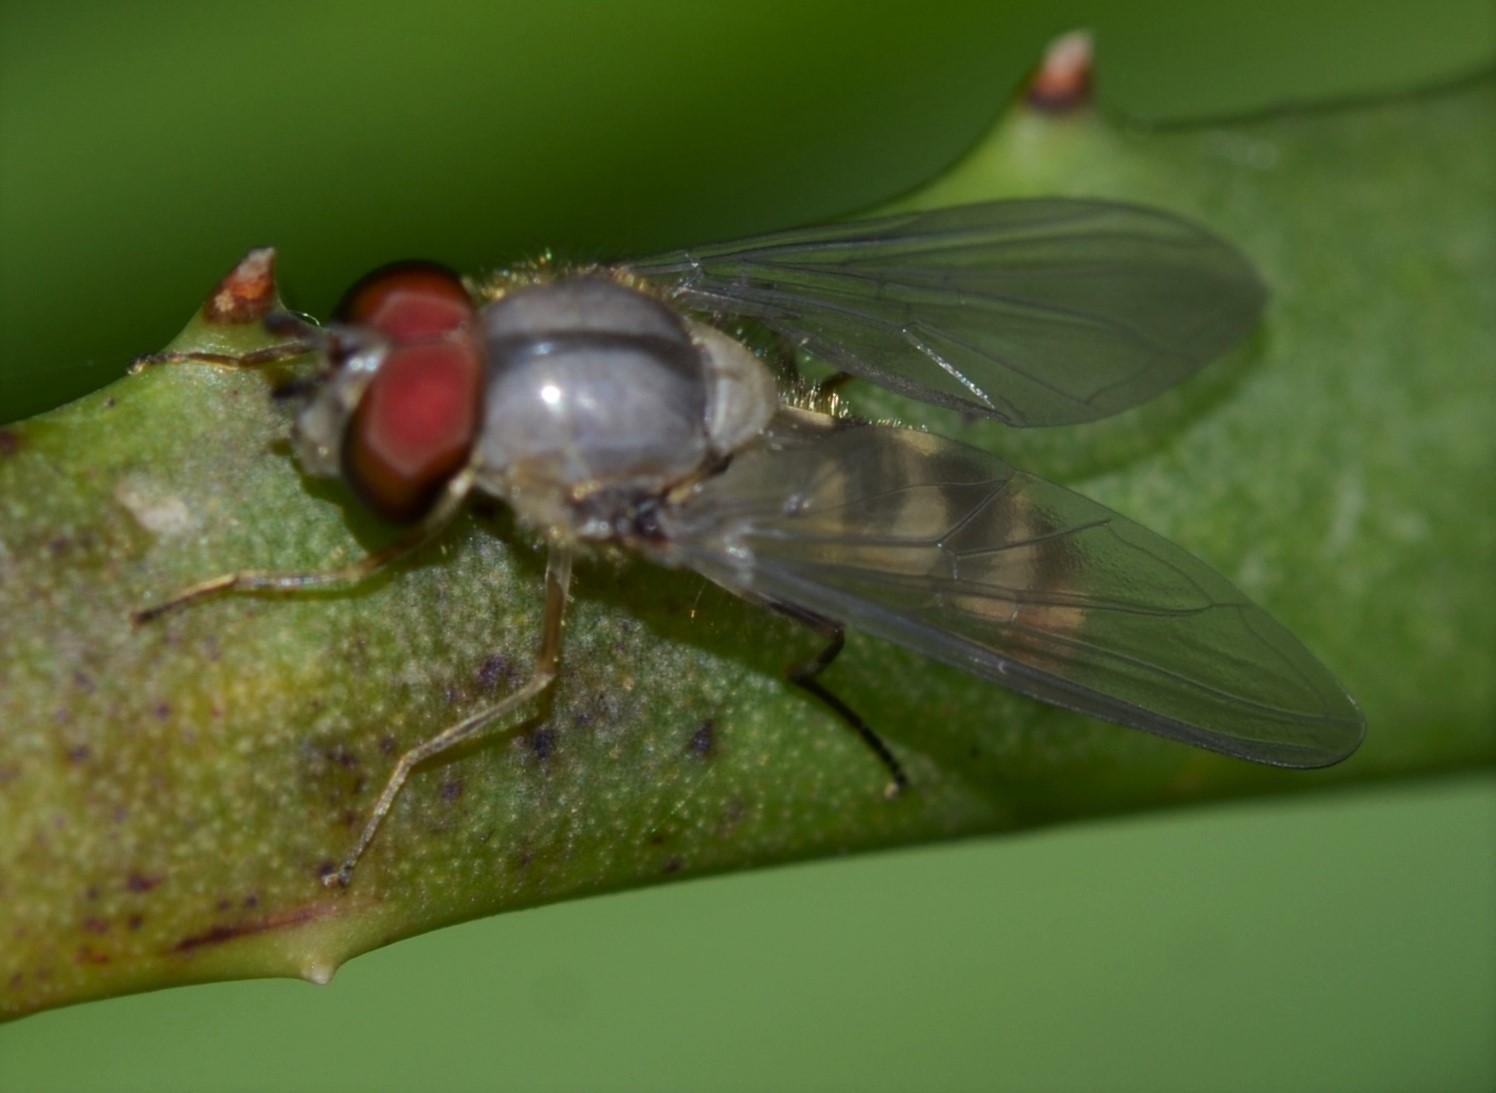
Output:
(1, 2), (1492, 1090)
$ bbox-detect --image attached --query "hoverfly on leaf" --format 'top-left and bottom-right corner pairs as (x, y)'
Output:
(133, 199), (1365, 886)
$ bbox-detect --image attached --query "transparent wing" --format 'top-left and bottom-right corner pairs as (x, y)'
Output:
(626, 199), (1268, 426)
(662, 413), (1364, 767)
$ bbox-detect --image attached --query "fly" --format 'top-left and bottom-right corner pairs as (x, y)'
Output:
(131, 198), (1366, 887)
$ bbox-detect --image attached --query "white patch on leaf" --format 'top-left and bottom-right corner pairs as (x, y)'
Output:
(114, 475), (200, 537)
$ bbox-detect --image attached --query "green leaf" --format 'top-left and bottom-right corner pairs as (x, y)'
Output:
(1, 73), (1492, 1023)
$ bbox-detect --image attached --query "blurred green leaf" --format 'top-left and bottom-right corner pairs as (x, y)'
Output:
(1, 72), (1492, 1022)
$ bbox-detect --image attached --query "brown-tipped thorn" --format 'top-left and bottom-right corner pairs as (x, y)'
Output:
(203, 247), (281, 324)
(1025, 29), (1095, 113)
(127, 248), (321, 374)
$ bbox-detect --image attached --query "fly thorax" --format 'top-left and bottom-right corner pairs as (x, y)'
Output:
(474, 277), (712, 538)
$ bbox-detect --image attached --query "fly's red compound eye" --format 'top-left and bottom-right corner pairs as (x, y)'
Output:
(335, 260), (474, 342)
(338, 262), (484, 525)
(344, 340), (484, 524)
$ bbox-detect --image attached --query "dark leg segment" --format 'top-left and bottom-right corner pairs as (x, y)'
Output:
(759, 329), (852, 408)
(128, 314), (323, 373)
(810, 371), (855, 401)
(776, 605), (908, 797)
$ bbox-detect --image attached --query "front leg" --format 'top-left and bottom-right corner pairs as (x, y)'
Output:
(131, 467), (475, 625)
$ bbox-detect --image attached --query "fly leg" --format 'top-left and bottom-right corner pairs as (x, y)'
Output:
(760, 329), (853, 409)
(325, 544), (574, 888)
(128, 315), (323, 373)
(772, 601), (908, 798)
(130, 468), (475, 625)
(128, 343), (311, 372)
(809, 371), (854, 401)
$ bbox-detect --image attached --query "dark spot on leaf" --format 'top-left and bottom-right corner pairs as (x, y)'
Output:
(171, 902), (324, 953)
(688, 720), (717, 760)
(529, 727), (557, 760)
(153, 701), (172, 721)
(126, 871), (162, 893)
(648, 832), (667, 846)
(82, 916), (110, 935)
(322, 744), (359, 771)
(477, 653), (509, 691)
(67, 745), (89, 763)
(379, 734), (398, 757)
(84, 886), (100, 902)
(174, 925), (241, 952)
(215, 898), (233, 912)
(662, 858), (683, 874)
(47, 536), (70, 556)
(72, 670), (94, 693)
(105, 397), (116, 409)
(0, 428), (23, 456)
(76, 945), (110, 966)
(441, 778), (464, 803)
(127, 914), (144, 931)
